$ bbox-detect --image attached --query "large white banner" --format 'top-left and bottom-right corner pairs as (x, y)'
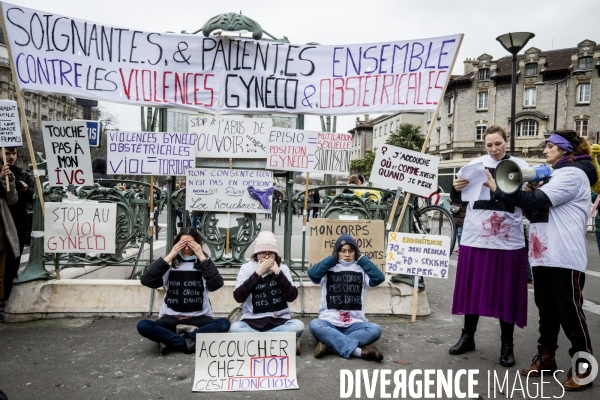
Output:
(185, 168), (273, 213)
(192, 115), (272, 158)
(42, 121), (94, 187)
(107, 131), (196, 176)
(193, 332), (298, 392)
(3, 3), (460, 115)
(0, 100), (22, 146)
(44, 202), (117, 253)
(369, 144), (440, 197)
(267, 128), (317, 172)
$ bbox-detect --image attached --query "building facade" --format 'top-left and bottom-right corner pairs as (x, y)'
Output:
(371, 112), (427, 151)
(428, 39), (600, 160)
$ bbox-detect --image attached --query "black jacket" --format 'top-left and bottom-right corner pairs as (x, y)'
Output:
(8, 165), (34, 246)
(92, 157), (116, 188)
(140, 256), (224, 292)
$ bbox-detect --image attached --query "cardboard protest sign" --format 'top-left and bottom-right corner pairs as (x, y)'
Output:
(185, 168), (273, 213)
(267, 128), (317, 172)
(369, 144), (440, 197)
(0, 100), (22, 146)
(3, 3), (460, 115)
(42, 121), (94, 187)
(385, 232), (451, 278)
(44, 202), (117, 253)
(309, 219), (385, 270)
(107, 131), (196, 176)
(193, 332), (299, 392)
(313, 132), (352, 175)
(192, 115), (272, 158)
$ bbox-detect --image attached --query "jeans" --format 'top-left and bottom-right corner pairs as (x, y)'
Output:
(137, 316), (230, 352)
(596, 231), (600, 256)
(309, 319), (382, 359)
(456, 226), (463, 248)
(230, 319), (304, 338)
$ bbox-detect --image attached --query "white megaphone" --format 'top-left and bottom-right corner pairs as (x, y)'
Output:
(495, 159), (553, 194)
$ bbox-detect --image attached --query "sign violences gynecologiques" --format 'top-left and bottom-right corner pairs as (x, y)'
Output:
(0, 100), (22, 146)
(193, 332), (298, 392)
(107, 131), (196, 176)
(369, 144), (440, 197)
(42, 121), (94, 187)
(192, 115), (272, 158)
(185, 168), (273, 213)
(44, 202), (117, 253)
(3, 3), (460, 115)
(385, 232), (451, 279)
(267, 128), (317, 172)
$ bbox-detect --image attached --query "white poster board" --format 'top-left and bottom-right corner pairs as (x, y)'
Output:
(185, 168), (273, 213)
(192, 116), (272, 158)
(0, 100), (22, 146)
(313, 132), (352, 175)
(369, 144), (440, 197)
(42, 121), (94, 187)
(267, 128), (318, 172)
(193, 332), (298, 392)
(44, 202), (117, 253)
(106, 131), (196, 176)
(385, 232), (451, 279)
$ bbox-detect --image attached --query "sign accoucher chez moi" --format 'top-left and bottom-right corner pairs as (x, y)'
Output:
(2, 3), (460, 115)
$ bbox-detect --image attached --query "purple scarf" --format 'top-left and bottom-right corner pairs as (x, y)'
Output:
(247, 186), (274, 209)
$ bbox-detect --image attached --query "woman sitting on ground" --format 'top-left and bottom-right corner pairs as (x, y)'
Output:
(308, 234), (385, 361)
(137, 228), (230, 355)
(230, 231), (304, 354)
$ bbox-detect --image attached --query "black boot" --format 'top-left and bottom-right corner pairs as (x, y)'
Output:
(500, 339), (515, 367)
(449, 329), (475, 355)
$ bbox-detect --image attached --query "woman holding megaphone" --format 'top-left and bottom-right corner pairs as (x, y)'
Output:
(486, 130), (598, 391)
(449, 125), (529, 368)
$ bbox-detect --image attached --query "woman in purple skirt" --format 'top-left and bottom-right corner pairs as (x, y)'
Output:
(449, 125), (528, 367)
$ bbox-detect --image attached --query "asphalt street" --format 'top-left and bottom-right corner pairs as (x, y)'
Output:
(2, 211), (600, 399)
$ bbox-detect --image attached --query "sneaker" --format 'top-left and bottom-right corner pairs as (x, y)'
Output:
(176, 324), (198, 334)
(160, 343), (171, 355)
(184, 337), (196, 354)
(296, 338), (301, 356)
(360, 345), (383, 361)
(314, 341), (330, 358)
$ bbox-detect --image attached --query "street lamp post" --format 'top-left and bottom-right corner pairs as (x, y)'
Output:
(534, 70), (584, 131)
(496, 32), (536, 155)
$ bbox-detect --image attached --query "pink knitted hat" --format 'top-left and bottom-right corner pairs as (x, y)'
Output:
(253, 231), (279, 255)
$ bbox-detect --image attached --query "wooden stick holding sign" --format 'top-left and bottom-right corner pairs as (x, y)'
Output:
(303, 173), (309, 226)
(0, 5), (45, 207)
(2, 147), (7, 191)
(386, 187), (404, 230)
(379, 34), (464, 322)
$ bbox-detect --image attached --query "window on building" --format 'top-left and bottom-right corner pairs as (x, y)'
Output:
(477, 92), (488, 110)
(525, 64), (538, 76)
(24, 100), (30, 110)
(475, 124), (487, 141)
(478, 68), (490, 81)
(575, 120), (588, 137)
(448, 126), (453, 143)
(578, 57), (593, 70)
(523, 88), (537, 106)
(379, 127), (382, 136)
(448, 96), (454, 114)
(384, 124), (388, 134)
(396, 119), (399, 131)
(57, 103), (62, 111)
(517, 120), (538, 137)
(576, 83), (591, 103)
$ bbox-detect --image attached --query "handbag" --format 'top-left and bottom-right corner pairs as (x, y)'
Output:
(227, 304), (243, 324)
(450, 204), (461, 214)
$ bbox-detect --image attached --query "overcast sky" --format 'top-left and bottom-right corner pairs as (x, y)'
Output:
(8, 0), (599, 133)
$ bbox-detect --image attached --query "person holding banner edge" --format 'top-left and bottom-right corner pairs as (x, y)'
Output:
(485, 130), (597, 391)
(308, 234), (385, 361)
(449, 125), (528, 368)
(230, 231), (304, 354)
(137, 228), (230, 355)
(0, 163), (19, 321)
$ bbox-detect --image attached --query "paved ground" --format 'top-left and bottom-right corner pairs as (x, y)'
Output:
(2, 213), (600, 399)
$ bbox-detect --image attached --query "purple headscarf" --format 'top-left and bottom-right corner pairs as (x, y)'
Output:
(545, 133), (574, 153)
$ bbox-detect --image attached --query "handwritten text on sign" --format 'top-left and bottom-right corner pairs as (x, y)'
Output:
(3, 3), (460, 115)
(386, 232), (451, 279)
(107, 131), (196, 176)
(0, 100), (22, 146)
(42, 121), (94, 187)
(185, 168), (273, 213)
(267, 128), (317, 172)
(44, 202), (117, 253)
(309, 219), (385, 271)
(193, 332), (298, 392)
(313, 132), (352, 175)
(192, 116), (272, 158)
(369, 144), (440, 197)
